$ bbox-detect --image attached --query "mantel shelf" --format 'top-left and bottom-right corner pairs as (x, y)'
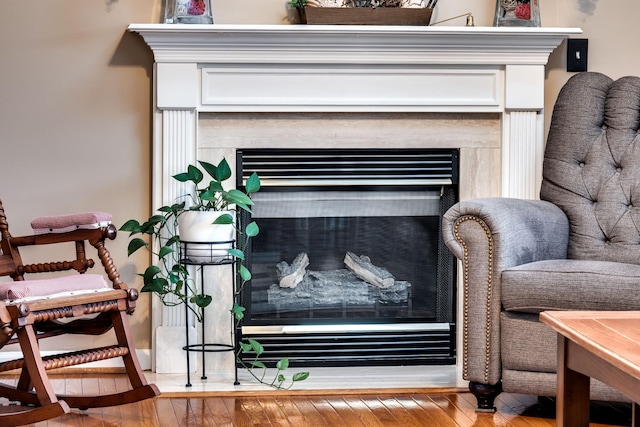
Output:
(128, 24), (582, 65)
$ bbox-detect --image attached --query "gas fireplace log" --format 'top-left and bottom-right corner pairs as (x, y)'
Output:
(343, 251), (395, 289)
(276, 252), (310, 288)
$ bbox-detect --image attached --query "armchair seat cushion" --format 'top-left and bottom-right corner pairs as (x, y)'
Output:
(0, 274), (110, 302)
(501, 259), (640, 313)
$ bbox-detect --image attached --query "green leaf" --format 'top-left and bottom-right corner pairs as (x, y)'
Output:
(246, 221), (259, 238)
(119, 219), (141, 233)
(143, 265), (161, 283)
(292, 372), (310, 382)
(193, 294), (212, 308)
(228, 249), (245, 260)
(245, 172), (261, 194)
(167, 235), (181, 246)
(232, 303), (246, 320)
(276, 358), (289, 371)
(172, 172), (191, 183)
(127, 238), (148, 256)
(158, 245), (174, 259)
(142, 215), (167, 232)
(215, 158), (232, 182)
(277, 374), (286, 383)
(198, 160), (217, 179)
(224, 189), (254, 210)
(248, 338), (264, 356)
(213, 214), (234, 225)
(239, 264), (252, 281)
(171, 202), (186, 214)
(239, 341), (252, 352)
(187, 164), (204, 184)
(141, 277), (165, 293)
(249, 361), (267, 369)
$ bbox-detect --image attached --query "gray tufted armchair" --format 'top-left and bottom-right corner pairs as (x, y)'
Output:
(442, 72), (640, 411)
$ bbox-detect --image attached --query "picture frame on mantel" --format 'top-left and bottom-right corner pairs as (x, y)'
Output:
(494, 0), (541, 27)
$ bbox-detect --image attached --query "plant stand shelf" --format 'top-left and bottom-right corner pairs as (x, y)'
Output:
(180, 240), (239, 388)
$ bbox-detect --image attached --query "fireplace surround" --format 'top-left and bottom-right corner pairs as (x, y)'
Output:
(129, 23), (579, 373)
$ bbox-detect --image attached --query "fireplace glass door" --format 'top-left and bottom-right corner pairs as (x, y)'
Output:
(249, 189), (443, 323)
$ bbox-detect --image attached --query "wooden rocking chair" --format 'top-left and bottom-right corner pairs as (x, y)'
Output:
(0, 198), (159, 426)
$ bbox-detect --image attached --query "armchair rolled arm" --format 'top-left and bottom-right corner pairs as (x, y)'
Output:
(442, 198), (569, 386)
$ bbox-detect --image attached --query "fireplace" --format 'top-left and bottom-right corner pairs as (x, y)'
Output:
(128, 23), (577, 373)
(237, 148), (457, 366)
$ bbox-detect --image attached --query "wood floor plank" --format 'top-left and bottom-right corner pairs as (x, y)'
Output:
(425, 394), (476, 426)
(238, 397), (275, 426)
(271, 397), (307, 426)
(257, 396), (294, 427)
(290, 396), (333, 426)
(342, 396), (387, 427)
(324, 397), (367, 426)
(376, 395), (433, 426)
(153, 396), (181, 427)
(2, 372), (635, 427)
(441, 393), (504, 427)
(309, 397), (346, 426)
(360, 395), (400, 425)
(204, 395), (235, 426)
(97, 374), (124, 426)
(184, 398), (218, 426)
(400, 395), (451, 426)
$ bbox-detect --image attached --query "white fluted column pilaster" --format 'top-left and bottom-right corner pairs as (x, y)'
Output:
(501, 64), (546, 200)
(152, 63), (199, 374)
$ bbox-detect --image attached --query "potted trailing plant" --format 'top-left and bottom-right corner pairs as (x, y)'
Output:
(120, 158), (258, 320)
(120, 158), (308, 389)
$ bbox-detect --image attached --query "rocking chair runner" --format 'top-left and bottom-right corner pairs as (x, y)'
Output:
(0, 198), (159, 426)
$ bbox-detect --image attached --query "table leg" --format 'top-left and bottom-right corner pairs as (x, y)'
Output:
(633, 402), (639, 427)
(557, 335), (590, 427)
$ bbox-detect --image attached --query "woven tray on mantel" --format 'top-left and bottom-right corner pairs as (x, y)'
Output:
(303, 7), (433, 25)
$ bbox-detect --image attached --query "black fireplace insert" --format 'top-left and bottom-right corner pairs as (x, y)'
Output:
(236, 148), (458, 367)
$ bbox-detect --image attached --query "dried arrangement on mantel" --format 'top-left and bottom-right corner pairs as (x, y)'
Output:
(306, 0), (426, 7)
(291, 0), (435, 25)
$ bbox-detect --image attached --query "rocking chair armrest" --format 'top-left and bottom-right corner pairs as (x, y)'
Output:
(9, 225), (117, 248)
(8, 224), (127, 289)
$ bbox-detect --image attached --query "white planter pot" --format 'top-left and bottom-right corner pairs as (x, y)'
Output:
(177, 210), (235, 263)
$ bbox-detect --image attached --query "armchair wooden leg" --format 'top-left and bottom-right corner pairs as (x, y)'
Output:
(469, 381), (503, 412)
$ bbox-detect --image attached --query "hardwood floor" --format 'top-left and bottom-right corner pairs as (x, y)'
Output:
(0, 373), (633, 426)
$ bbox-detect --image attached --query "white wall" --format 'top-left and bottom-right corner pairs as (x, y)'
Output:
(1, 0), (638, 353)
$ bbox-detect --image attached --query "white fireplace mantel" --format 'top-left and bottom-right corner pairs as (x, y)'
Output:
(130, 24), (578, 66)
(129, 24), (581, 194)
(129, 24), (580, 373)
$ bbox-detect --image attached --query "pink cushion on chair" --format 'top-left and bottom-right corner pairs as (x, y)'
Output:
(0, 274), (110, 301)
(31, 212), (112, 235)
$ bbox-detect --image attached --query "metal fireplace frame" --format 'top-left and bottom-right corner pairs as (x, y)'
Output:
(236, 148), (458, 367)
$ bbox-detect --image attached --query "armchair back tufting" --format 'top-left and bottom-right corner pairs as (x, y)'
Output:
(541, 72), (640, 263)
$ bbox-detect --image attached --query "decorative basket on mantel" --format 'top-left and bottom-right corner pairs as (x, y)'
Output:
(301, 0), (433, 26)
